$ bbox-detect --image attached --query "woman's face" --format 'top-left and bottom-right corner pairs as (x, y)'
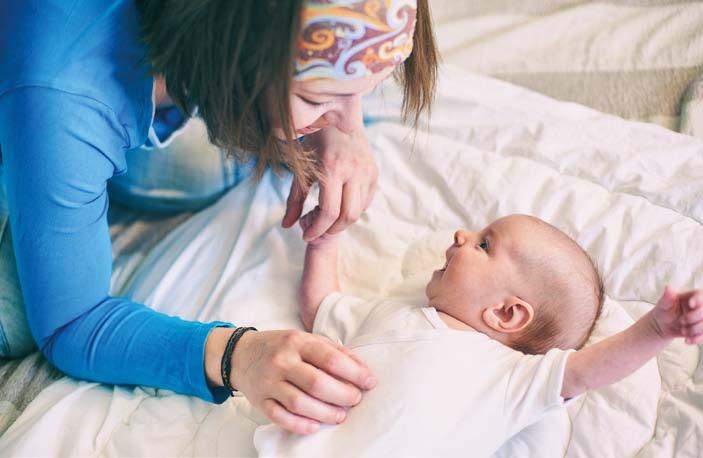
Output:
(285, 66), (395, 138)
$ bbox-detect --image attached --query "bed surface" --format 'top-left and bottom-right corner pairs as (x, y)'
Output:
(0, 65), (701, 456)
(0, 205), (192, 437)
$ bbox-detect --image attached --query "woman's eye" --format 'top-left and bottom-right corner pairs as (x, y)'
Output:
(299, 96), (326, 107)
(479, 240), (489, 251)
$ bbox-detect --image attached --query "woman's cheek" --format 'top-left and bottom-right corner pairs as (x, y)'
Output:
(290, 100), (321, 131)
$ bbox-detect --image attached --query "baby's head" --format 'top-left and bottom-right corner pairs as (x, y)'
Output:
(425, 214), (603, 354)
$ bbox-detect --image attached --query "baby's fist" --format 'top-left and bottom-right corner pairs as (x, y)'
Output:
(653, 287), (703, 344)
(300, 207), (341, 246)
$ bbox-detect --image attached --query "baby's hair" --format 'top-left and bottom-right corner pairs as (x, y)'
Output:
(509, 219), (605, 355)
(574, 263), (605, 349)
(511, 313), (560, 355)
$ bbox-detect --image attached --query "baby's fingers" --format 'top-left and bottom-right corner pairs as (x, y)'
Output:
(680, 296), (703, 325)
(656, 286), (679, 315)
(681, 293), (703, 345)
(681, 321), (703, 339)
(299, 210), (315, 232)
(685, 334), (703, 345)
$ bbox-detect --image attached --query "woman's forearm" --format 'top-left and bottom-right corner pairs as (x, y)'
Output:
(562, 310), (670, 399)
(47, 296), (232, 403)
(0, 88), (232, 403)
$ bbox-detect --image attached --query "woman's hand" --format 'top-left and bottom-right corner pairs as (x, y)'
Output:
(282, 126), (378, 242)
(206, 328), (376, 435)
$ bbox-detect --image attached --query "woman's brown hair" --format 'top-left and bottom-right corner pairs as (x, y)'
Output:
(138, 0), (438, 182)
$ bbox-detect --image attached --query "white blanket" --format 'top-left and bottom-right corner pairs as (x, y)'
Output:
(1, 66), (701, 457)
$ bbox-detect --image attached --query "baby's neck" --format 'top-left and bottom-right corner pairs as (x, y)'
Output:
(436, 310), (476, 331)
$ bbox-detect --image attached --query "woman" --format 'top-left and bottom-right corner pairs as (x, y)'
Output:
(0, 0), (437, 434)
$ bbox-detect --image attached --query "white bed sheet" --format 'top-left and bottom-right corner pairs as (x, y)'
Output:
(0, 66), (701, 457)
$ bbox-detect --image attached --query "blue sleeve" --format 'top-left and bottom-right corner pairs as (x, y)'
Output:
(0, 87), (231, 403)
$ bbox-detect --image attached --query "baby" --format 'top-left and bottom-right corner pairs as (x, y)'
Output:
(285, 214), (703, 456)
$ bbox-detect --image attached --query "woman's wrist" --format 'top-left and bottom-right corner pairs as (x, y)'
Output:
(204, 326), (258, 392)
(204, 327), (236, 388)
(228, 329), (257, 391)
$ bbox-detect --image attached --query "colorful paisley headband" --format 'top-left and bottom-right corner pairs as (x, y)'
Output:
(295, 0), (418, 81)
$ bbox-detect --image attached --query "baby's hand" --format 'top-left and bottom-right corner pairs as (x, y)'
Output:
(300, 208), (340, 246)
(651, 287), (703, 344)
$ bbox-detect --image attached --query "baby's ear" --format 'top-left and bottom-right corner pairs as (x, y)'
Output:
(481, 297), (534, 334)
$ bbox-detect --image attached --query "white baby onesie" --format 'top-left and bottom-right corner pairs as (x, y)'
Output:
(255, 293), (572, 458)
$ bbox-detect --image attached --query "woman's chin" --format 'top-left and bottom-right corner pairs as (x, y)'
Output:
(271, 126), (322, 140)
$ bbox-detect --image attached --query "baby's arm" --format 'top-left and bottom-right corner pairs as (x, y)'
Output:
(562, 287), (703, 399)
(299, 220), (340, 332)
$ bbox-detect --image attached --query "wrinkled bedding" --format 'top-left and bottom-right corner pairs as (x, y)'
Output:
(0, 205), (191, 437)
(0, 66), (701, 456)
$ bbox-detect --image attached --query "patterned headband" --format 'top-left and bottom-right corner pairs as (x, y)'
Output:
(295, 0), (418, 81)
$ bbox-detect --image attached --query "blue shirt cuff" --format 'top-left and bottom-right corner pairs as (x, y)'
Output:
(188, 321), (235, 404)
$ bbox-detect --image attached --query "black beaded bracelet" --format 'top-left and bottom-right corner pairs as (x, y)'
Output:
(221, 326), (257, 397)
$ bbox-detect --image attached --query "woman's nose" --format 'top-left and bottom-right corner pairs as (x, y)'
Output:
(328, 95), (363, 135)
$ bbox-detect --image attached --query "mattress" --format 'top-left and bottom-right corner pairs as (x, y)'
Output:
(0, 65), (701, 456)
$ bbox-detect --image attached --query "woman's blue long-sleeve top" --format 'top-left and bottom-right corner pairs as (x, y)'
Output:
(0, 0), (230, 402)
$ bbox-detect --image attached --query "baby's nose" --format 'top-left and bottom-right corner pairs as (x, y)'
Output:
(454, 230), (469, 246)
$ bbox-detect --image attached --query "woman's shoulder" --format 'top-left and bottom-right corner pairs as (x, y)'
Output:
(0, 0), (153, 148)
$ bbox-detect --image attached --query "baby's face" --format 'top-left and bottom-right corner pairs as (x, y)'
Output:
(425, 215), (555, 328)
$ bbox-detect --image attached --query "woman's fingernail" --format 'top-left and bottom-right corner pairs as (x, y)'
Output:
(336, 410), (346, 423)
(364, 376), (377, 388)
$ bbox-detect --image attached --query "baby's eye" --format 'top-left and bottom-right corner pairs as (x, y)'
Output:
(479, 239), (489, 251)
